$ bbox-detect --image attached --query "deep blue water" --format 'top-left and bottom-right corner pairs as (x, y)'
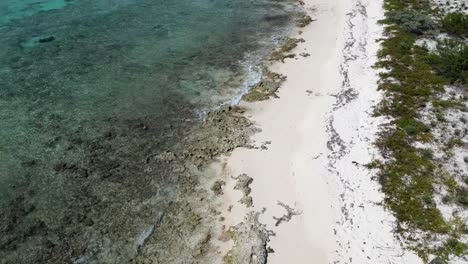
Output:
(0, 0), (296, 262)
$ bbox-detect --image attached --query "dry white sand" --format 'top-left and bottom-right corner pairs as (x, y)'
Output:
(215, 0), (424, 263)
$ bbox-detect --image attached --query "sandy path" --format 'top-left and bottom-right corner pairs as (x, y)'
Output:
(216, 0), (423, 263)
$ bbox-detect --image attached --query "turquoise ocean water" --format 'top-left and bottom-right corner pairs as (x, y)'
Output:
(0, 0), (295, 262)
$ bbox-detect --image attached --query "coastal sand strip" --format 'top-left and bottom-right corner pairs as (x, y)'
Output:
(216, 0), (424, 263)
(325, 0), (422, 263)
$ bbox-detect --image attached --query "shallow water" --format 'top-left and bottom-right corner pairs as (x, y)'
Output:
(0, 0), (296, 263)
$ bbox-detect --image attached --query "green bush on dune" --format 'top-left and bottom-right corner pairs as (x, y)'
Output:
(424, 39), (468, 85)
(389, 9), (435, 34)
(441, 12), (468, 37)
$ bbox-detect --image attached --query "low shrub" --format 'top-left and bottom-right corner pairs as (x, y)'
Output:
(445, 237), (467, 256)
(389, 10), (435, 34)
(441, 12), (468, 37)
(425, 40), (468, 85)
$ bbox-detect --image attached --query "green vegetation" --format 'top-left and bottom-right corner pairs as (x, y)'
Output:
(375, 0), (468, 261)
(441, 12), (468, 37)
(445, 237), (467, 256)
(432, 99), (464, 109)
(424, 39), (468, 85)
(388, 9), (435, 34)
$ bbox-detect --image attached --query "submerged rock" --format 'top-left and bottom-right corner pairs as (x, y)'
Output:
(38, 36), (55, 43)
(154, 151), (176, 163)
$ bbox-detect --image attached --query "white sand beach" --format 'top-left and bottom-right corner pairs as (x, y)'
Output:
(216, 0), (424, 263)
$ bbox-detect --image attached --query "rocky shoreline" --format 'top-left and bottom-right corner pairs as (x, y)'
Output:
(0, 1), (313, 263)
